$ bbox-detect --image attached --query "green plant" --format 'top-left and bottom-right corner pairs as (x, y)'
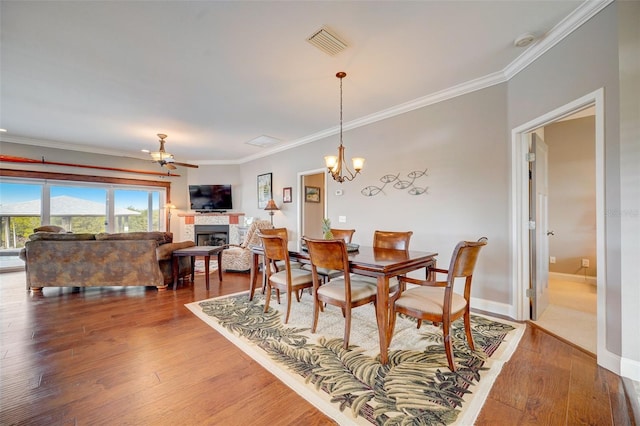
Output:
(322, 218), (333, 240)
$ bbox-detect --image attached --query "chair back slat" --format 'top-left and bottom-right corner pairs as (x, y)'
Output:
(330, 229), (355, 244)
(258, 233), (289, 263)
(449, 238), (488, 279)
(304, 238), (348, 272)
(259, 227), (289, 240)
(373, 230), (413, 250)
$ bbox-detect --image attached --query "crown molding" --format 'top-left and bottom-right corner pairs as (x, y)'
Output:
(4, 0), (614, 167)
(504, 0), (614, 79)
(0, 134), (148, 161)
(239, 0), (614, 165)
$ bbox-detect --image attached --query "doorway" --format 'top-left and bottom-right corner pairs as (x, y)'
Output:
(510, 88), (606, 361)
(527, 110), (597, 353)
(297, 169), (326, 241)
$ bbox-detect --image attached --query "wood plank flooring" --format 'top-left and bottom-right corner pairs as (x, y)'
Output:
(0, 271), (634, 425)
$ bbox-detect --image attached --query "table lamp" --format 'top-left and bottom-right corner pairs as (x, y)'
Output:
(264, 199), (279, 226)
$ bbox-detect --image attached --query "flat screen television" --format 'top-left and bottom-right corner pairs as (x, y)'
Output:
(189, 185), (233, 212)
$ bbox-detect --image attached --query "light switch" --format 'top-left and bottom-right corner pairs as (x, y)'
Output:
(335, 189), (343, 196)
(338, 216), (346, 223)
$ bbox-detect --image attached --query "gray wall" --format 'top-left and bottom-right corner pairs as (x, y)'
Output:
(2, 1), (637, 373)
(546, 117), (597, 277)
(507, 2), (623, 355)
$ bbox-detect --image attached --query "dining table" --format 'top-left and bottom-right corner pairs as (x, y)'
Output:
(249, 242), (438, 364)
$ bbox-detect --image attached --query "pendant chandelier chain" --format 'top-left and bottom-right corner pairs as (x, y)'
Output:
(324, 71), (364, 183)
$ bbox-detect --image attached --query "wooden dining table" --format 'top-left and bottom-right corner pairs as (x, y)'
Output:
(249, 243), (438, 364)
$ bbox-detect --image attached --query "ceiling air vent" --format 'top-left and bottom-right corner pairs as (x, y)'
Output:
(245, 135), (282, 148)
(307, 26), (347, 56)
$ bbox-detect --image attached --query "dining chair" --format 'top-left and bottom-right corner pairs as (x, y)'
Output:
(373, 230), (413, 250)
(258, 232), (315, 324)
(258, 227), (302, 269)
(301, 229), (356, 283)
(303, 237), (377, 349)
(390, 237), (488, 371)
(330, 228), (356, 243)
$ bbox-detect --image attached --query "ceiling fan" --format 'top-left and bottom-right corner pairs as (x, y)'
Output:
(146, 133), (199, 170)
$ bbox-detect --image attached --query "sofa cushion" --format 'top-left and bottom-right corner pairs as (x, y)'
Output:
(95, 232), (173, 244)
(29, 232), (96, 241)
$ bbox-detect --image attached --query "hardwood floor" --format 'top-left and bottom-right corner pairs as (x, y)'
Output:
(0, 271), (634, 425)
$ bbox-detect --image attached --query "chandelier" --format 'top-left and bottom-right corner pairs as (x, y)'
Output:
(324, 72), (364, 183)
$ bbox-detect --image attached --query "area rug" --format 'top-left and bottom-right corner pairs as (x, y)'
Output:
(186, 291), (524, 425)
(193, 259), (218, 274)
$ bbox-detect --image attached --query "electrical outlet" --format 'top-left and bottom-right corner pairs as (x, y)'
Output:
(549, 256), (556, 264)
(582, 258), (590, 268)
(338, 216), (346, 223)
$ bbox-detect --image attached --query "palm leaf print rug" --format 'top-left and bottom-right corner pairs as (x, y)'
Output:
(186, 291), (524, 425)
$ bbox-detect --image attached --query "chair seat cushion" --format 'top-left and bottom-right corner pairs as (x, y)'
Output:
(302, 264), (343, 279)
(317, 278), (377, 302)
(270, 268), (314, 286)
(395, 286), (467, 315)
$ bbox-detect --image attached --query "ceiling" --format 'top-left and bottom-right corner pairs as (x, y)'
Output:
(1, 1), (601, 166)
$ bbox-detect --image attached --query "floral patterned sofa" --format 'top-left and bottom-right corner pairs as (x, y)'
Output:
(20, 230), (195, 292)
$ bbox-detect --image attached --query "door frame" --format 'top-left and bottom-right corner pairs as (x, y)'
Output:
(296, 168), (327, 242)
(510, 88), (607, 363)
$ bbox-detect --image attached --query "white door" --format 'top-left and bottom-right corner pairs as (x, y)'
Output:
(530, 132), (550, 320)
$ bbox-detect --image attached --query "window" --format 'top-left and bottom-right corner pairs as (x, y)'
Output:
(0, 174), (169, 271)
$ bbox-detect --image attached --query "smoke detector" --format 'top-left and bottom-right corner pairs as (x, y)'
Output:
(307, 26), (347, 56)
(514, 33), (536, 48)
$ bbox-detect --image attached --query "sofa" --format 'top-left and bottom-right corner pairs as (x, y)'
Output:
(20, 230), (195, 292)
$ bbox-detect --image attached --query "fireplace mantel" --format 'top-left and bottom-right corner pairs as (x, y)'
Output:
(179, 212), (245, 245)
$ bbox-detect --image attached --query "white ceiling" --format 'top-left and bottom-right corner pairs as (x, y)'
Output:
(1, 1), (602, 166)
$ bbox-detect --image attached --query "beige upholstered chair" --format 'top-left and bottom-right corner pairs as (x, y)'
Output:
(221, 219), (272, 272)
(259, 232), (315, 324)
(303, 237), (377, 349)
(390, 237), (488, 371)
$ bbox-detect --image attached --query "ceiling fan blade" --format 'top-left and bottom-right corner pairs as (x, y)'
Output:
(164, 163), (177, 170)
(173, 161), (199, 168)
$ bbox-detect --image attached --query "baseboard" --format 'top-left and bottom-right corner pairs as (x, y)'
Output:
(471, 297), (516, 320)
(549, 271), (596, 285)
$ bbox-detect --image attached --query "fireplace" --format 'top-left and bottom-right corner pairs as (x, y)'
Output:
(194, 225), (229, 246)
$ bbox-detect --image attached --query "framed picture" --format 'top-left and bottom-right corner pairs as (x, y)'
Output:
(282, 187), (292, 203)
(305, 186), (320, 203)
(257, 173), (272, 208)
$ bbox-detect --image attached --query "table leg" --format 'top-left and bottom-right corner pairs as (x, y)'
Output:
(204, 255), (210, 290)
(217, 251), (223, 282)
(249, 252), (259, 300)
(376, 275), (391, 364)
(172, 256), (179, 290)
(190, 257), (195, 283)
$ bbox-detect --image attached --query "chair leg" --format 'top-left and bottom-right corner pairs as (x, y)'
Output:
(312, 297), (320, 333)
(416, 319), (422, 329)
(442, 317), (456, 372)
(464, 311), (475, 351)
(263, 282), (272, 313)
(284, 290), (292, 324)
(343, 307), (351, 349)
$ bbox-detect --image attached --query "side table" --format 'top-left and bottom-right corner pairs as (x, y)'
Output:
(172, 245), (224, 290)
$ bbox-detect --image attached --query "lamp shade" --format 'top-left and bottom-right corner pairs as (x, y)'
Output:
(264, 199), (279, 211)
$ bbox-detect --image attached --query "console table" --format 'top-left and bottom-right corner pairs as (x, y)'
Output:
(172, 245), (224, 290)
